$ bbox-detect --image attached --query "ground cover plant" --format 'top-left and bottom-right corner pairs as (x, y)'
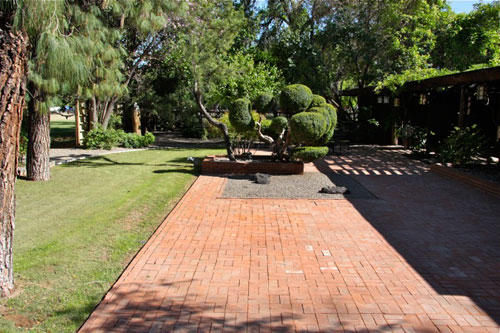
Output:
(0, 148), (222, 332)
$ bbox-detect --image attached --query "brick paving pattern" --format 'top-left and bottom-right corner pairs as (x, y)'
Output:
(80, 148), (500, 332)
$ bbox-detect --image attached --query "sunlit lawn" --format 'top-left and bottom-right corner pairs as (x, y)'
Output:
(0, 148), (222, 332)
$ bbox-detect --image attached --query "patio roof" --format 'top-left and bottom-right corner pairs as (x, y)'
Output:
(341, 65), (500, 96)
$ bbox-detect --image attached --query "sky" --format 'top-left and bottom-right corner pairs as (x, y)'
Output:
(448, 0), (496, 13)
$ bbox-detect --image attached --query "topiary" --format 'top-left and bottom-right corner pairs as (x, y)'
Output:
(310, 94), (326, 108)
(229, 98), (254, 132)
(291, 146), (329, 162)
(318, 103), (337, 144)
(290, 111), (327, 145)
(269, 116), (288, 136)
(279, 84), (313, 116)
(321, 103), (337, 130)
(254, 92), (274, 114)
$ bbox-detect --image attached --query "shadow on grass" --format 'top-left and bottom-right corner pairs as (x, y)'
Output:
(314, 151), (500, 326)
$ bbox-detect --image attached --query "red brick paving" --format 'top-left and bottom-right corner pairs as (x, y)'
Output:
(80, 148), (500, 332)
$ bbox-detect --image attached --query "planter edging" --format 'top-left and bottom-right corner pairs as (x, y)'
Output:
(430, 163), (500, 198)
(201, 155), (304, 175)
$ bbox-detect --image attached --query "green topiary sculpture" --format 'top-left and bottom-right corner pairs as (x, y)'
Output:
(291, 146), (329, 163)
(229, 98), (254, 132)
(290, 111), (327, 146)
(310, 94), (326, 108)
(254, 92), (274, 114)
(279, 84), (313, 116)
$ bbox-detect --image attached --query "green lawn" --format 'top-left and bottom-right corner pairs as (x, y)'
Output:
(50, 115), (76, 149)
(0, 148), (221, 332)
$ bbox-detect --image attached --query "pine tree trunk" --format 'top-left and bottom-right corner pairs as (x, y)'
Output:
(0, 29), (28, 297)
(27, 88), (51, 181)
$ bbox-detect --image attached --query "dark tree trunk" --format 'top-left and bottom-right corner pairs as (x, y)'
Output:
(0, 29), (29, 297)
(193, 84), (235, 161)
(27, 87), (51, 181)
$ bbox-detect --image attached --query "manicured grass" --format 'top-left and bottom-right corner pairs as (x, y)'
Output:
(50, 115), (76, 148)
(0, 148), (221, 332)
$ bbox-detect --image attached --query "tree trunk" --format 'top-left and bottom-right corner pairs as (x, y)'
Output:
(0, 29), (29, 297)
(192, 84), (235, 161)
(27, 87), (51, 181)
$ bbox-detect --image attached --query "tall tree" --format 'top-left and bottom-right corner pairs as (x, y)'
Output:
(0, 1), (29, 297)
(83, 0), (185, 129)
(15, 0), (91, 181)
(174, 0), (245, 160)
(432, 1), (500, 70)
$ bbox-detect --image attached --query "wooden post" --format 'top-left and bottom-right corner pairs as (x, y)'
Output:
(75, 98), (82, 147)
(458, 86), (466, 128)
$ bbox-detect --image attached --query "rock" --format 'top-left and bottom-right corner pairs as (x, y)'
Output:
(319, 186), (350, 194)
(253, 173), (271, 184)
(187, 156), (202, 167)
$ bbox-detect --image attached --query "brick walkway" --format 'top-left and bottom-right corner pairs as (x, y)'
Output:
(80, 148), (500, 332)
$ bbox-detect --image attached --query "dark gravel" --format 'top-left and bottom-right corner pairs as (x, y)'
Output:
(221, 172), (376, 199)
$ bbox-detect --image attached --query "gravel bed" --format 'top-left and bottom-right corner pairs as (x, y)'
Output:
(221, 172), (376, 199)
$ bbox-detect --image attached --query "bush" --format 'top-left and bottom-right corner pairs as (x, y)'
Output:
(290, 111), (327, 145)
(84, 125), (155, 150)
(319, 104), (337, 143)
(254, 93), (274, 114)
(310, 95), (326, 108)
(84, 125), (124, 149)
(291, 146), (329, 162)
(279, 84), (313, 115)
(122, 132), (155, 148)
(269, 116), (288, 136)
(229, 98), (254, 132)
(438, 125), (487, 166)
(108, 114), (123, 130)
(402, 125), (432, 152)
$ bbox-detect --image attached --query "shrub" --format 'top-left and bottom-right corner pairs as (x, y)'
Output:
(84, 125), (124, 149)
(254, 92), (274, 114)
(229, 98), (254, 132)
(291, 146), (329, 162)
(279, 84), (313, 115)
(438, 125), (487, 166)
(310, 95), (326, 108)
(290, 111), (327, 145)
(319, 103), (337, 143)
(84, 125), (155, 149)
(108, 114), (123, 129)
(402, 125), (432, 152)
(321, 103), (338, 130)
(269, 116), (288, 136)
(122, 132), (155, 148)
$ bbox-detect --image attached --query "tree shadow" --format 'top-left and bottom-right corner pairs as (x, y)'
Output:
(314, 150), (500, 325)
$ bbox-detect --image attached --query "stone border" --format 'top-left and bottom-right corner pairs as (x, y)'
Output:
(201, 155), (304, 175)
(430, 163), (500, 198)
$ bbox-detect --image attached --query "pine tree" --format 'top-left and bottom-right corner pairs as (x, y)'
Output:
(15, 0), (92, 181)
(0, 1), (29, 297)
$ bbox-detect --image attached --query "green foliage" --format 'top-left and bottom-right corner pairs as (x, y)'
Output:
(321, 103), (338, 131)
(269, 116), (288, 135)
(84, 125), (155, 149)
(402, 125), (433, 152)
(229, 98), (254, 132)
(290, 111), (327, 145)
(432, 2), (500, 71)
(291, 146), (329, 163)
(438, 125), (488, 166)
(279, 84), (313, 115)
(19, 129), (28, 157)
(84, 125), (124, 150)
(208, 53), (284, 107)
(122, 132), (155, 148)
(254, 92), (274, 114)
(108, 114), (123, 130)
(310, 95), (326, 108)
